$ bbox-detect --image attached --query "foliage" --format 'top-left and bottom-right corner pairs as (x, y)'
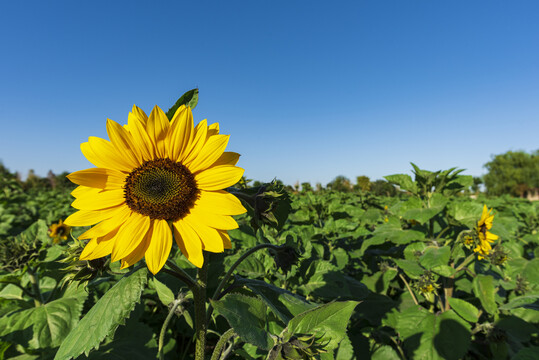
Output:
(483, 150), (539, 197)
(1, 114), (538, 358)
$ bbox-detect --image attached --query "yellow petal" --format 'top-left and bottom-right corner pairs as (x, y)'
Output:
(147, 106), (170, 158)
(80, 228), (119, 260)
(188, 135), (230, 173)
(84, 137), (135, 172)
(71, 186), (99, 199)
(168, 106), (194, 162)
(106, 119), (143, 166)
(182, 120), (208, 165)
(132, 105), (148, 125)
(111, 212), (151, 262)
(195, 165), (244, 191)
(208, 122), (219, 136)
(212, 152), (240, 166)
(173, 220), (204, 268)
(183, 215), (224, 253)
(64, 206), (123, 227)
(120, 223), (153, 269)
(196, 190), (246, 215)
(71, 188), (125, 210)
(127, 111), (155, 161)
(219, 230), (232, 249)
(67, 168), (126, 190)
(77, 205), (131, 239)
(188, 207), (239, 230)
(145, 220), (172, 274)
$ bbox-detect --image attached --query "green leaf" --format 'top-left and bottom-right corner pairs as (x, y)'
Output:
(394, 259), (425, 279)
(211, 294), (273, 350)
(149, 277), (175, 306)
(0, 286), (87, 349)
(512, 346), (539, 360)
(54, 267), (148, 360)
(285, 301), (359, 350)
(499, 295), (539, 311)
(472, 274), (498, 315)
(235, 277), (316, 324)
(396, 306), (471, 360)
(384, 174), (417, 194)
(403, 207), (444, 225)
(165, 88), (199, 119)
(448, 298), (480, 323)
(419, 246), (451, 270)
(372, 345), (401, 360)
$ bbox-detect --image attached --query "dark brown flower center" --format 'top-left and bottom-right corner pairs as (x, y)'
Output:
(124, 158), (198, 221)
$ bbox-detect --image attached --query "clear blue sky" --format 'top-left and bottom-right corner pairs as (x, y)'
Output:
(1, 1), (538, 186)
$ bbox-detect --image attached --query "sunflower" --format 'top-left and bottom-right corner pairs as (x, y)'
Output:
(474, 205), (499, 259)
(65, 105), (246, 274)
(49, 219), (71, 243)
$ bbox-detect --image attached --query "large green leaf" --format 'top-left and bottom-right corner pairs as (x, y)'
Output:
(0, 287), (87, 349)
(285, 301), (359, 350)
(472, 274), (498, 315)
(149, 277), (175, 306)
(165, 88), (199, 119)
(396, 306), (471, 360)
(419, 246), (451, 270)
(384, 174), (417, 194)
(499, 295), (539, 311)
(211, 294), (273, 350)
(54, 267), (148, 360)
(235, 277), (316, 324)
(448, 297), (480, 323)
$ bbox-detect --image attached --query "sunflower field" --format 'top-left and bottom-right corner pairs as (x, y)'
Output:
(0, 92), (538, 360)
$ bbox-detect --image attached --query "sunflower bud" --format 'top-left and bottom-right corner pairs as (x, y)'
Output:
(487, 245), (508, 266)
(413, 271), (440, 301)
(60, 239), (109, 287)
(231, 180), (292, 233)
(267, 334), (327, 360)
(270, 245), (300, 274)
(0, 236), (40, 272)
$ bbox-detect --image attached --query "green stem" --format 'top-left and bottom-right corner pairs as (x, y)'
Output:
(212, 243), (280, 301)
(398, 273), (418, 306)
(205, 243), (281, 326)
(210, 328), (237, 360)
(166, 260), (196, 288)
(158, 298), (183, 360)
(454, 253), (476, 274)
(194, 253), (209, 360)
(27, 267), (43, 306)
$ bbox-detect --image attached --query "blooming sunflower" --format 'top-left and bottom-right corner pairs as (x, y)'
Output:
(474, 205), (499, 259)
(65, 105), (246, 274)
(49, 219), (71, 244)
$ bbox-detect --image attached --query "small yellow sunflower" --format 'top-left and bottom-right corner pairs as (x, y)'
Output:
(49, 219), (71, 243)
(65, 105), (246, 274)
(474, 205), (499, 259)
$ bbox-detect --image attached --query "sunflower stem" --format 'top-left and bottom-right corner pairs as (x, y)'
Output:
(27, 266), (43, 306)
(158, 297), (183, 360)
(210, 328), (236, 360)
(205, 243), (280, 326)
(194, 253), (209, 360)
(165, 259), (196, 288)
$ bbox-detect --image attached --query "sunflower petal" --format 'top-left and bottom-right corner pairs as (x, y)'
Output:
(111, 212), (151, 262)
(188, 207), (239, 230)
(64, 206), (123, 227)
(72, 188), (125, 210)
(84, 137), (134, 172)
(67, 168), (125, 190)
(182, 120), (208, 165)
(173, 220), (204, 267)
(168, 105), (194, 162)
(145, 220), (172, 274)
(196, 190), (246, 215)
(121, 223), (153, 269)
(212, 152), (240, 166)
(183, 215), (224, 253)
(147, 106), (170, 158)
(195, 165), (244, 191)
(77, 205), (131, 239)
(189, 135), (230, 173)
(107, 119), (142, 166)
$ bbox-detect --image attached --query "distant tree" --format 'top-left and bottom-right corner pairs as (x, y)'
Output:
(483, 150), (539, 197)
(327, 175), (353, 192)
(370, 179), (397, 197)
(355, 175), (371, 192)
(315, 182), (323, 192)
(471, 176), (483, 194)
(301, 182), (313, 192)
